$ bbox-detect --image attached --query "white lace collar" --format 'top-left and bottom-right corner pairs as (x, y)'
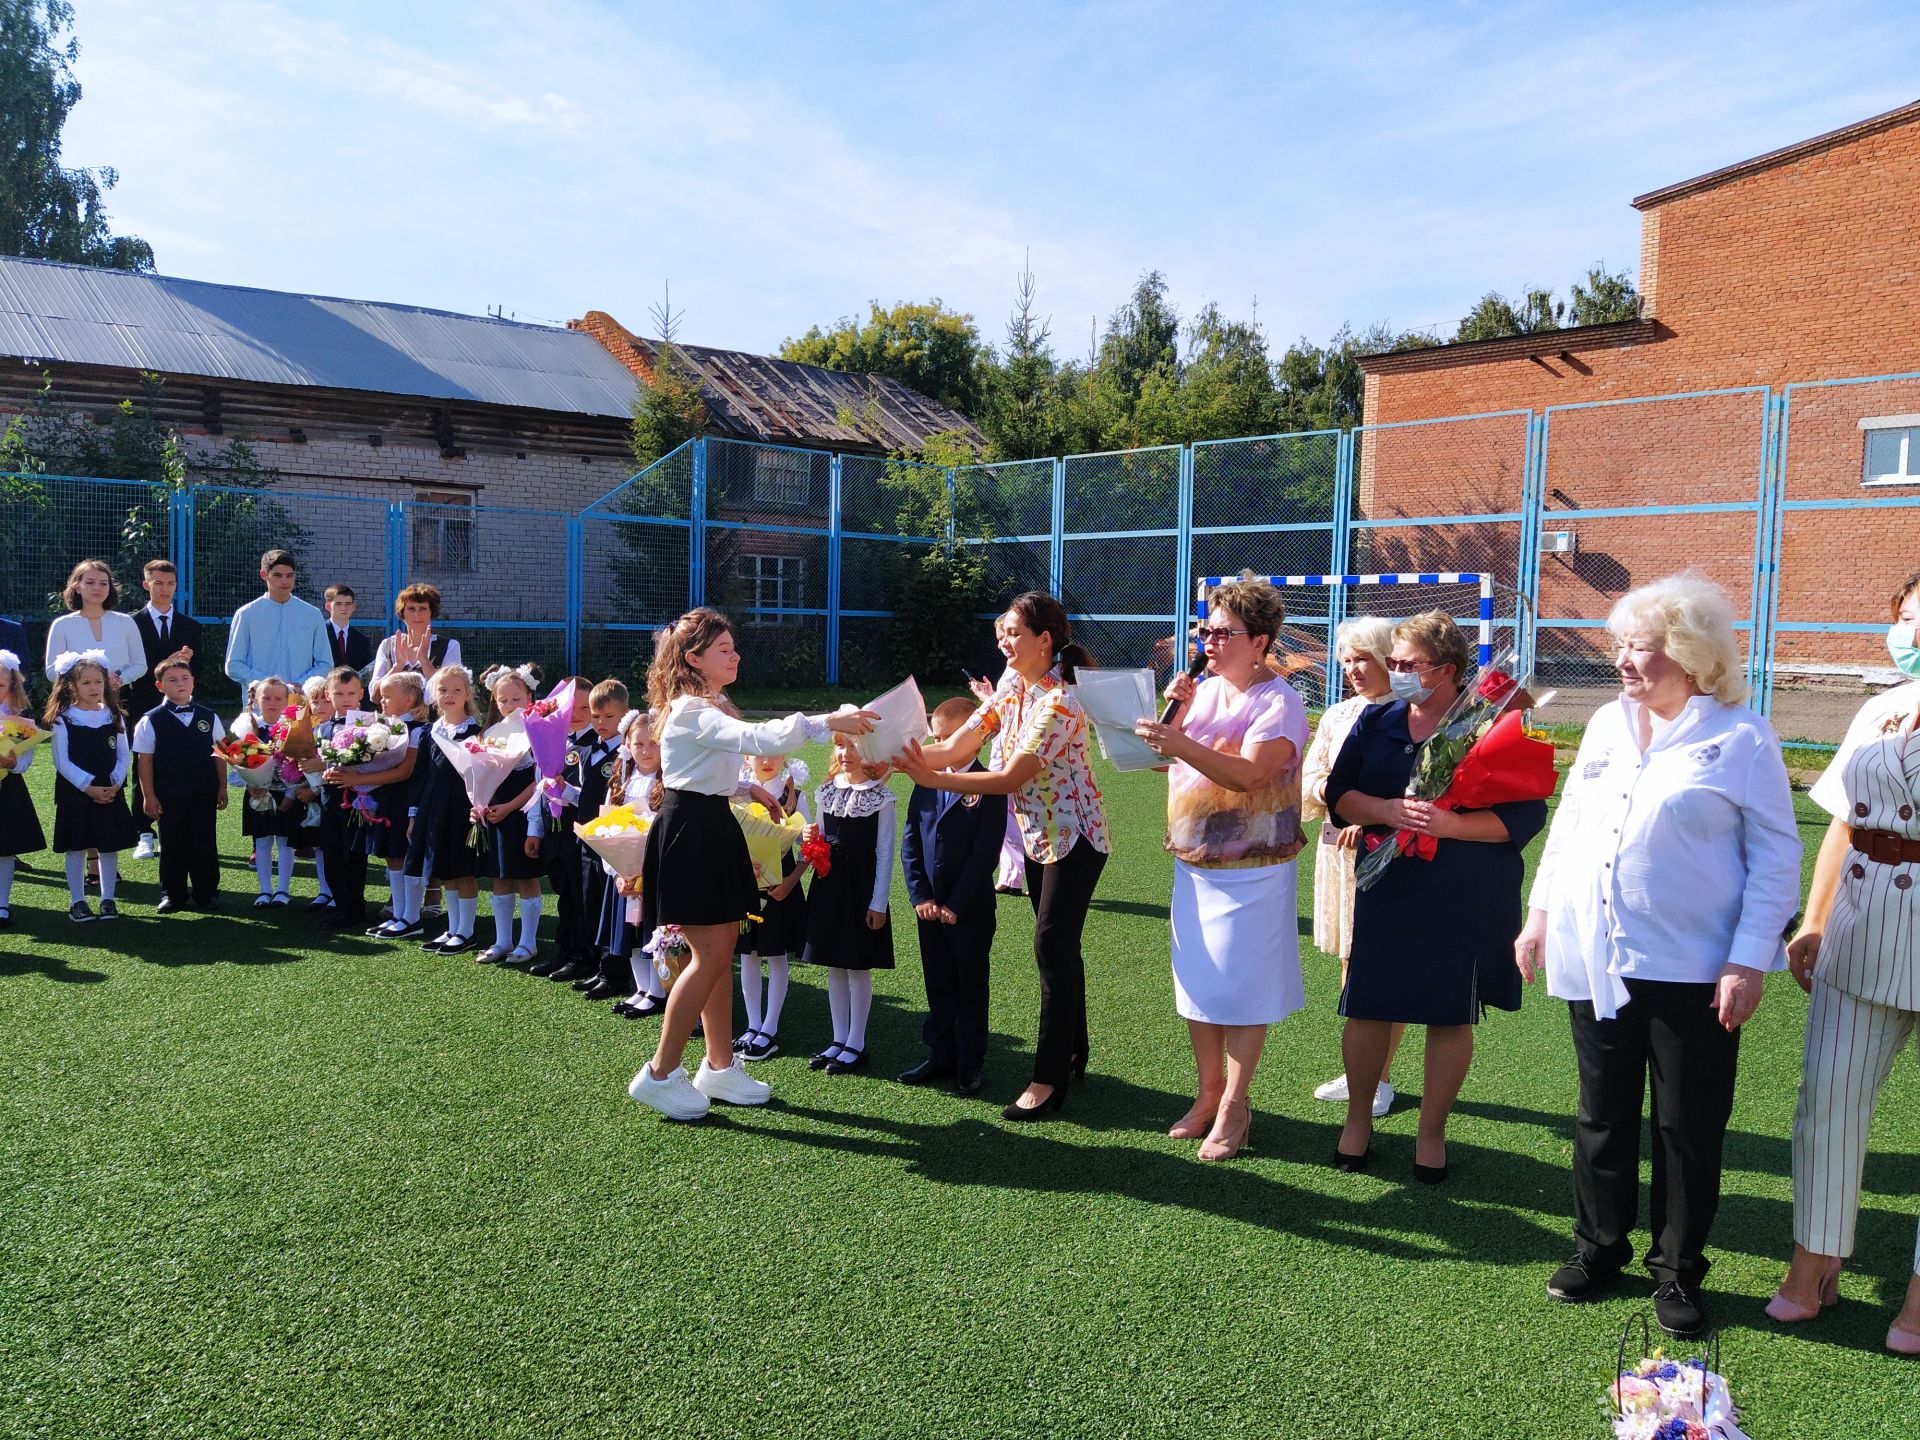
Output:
(818, 774), (889, 818)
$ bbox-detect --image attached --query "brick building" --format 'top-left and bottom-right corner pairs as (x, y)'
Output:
(1357, 99), (1920, 678)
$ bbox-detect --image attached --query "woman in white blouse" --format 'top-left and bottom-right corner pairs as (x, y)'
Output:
(1768, 572), (1920, 1355)
(626, 608), (874, 1123)
(43, 560), (145, 697)
(1515, 572), (1801, 1340)
(1300, 614), (1399, 1116)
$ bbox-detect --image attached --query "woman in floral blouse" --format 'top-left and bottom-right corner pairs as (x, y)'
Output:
(894, 592), (1110, 1122)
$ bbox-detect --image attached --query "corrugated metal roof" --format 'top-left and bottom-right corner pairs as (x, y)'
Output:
(0, 255), (640, 417)
(675, 340), (981, 451)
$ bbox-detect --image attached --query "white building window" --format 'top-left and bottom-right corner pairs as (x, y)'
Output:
(739, 553), (806, 612)
(412, 491), (475, 570)
(1860, 416), (1920, 486)
(752, 449), (812, 507)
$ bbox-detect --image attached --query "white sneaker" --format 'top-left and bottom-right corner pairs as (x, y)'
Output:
(626, 1063), (710, 1121)
(1313, 1073), (1350, 1102)
(132, 835), (156, 861)
(1372, 1081), (1395, 1118)
(692, 1057), (770, 1106)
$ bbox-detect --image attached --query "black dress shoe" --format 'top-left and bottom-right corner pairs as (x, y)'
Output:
(583, 977), (625, 1000)
(824, 1047), (867, 1075)
(549, 959), (597, 983)
(1547, 1254), (1621, 1304)
(525, 957), (564, 977)
(1653, 1280), (1707, 1338)
(898, 1057), (956, 1086)
(437, 933), (478, 955)
(952, 1069), (985, 1097)
(156, 896), (183, 915)
(808, 1046), (843, 1071)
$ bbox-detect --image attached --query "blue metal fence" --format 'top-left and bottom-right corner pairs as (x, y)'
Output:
(7, 370), (1915, 743)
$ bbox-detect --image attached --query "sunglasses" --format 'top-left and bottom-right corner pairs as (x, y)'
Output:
(1383, 658), (1442, 674)
(1198, 627), (1252, 644)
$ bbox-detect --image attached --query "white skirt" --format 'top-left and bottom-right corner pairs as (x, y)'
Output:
(1170, 857), (1306, 1026)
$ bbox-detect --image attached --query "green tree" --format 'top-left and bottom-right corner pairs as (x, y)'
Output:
(1271, 322), (1440, 433)
(780, 299), (985, 415)
(977, 261), (1065, 461)
(1569, 261), (1641, 324)
(0, 0), (152, 270)
(1454, 287), (1563, 342)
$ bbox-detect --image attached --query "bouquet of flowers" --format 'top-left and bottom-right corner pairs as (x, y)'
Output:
(317, 719), (408, 827)
(1609, 1348), (1749, 1440)
(524, 678), (578, 817)
(576, 803), (651, 880)
(731, 800), (807, 886)
(269, 705), (323, 825)
(215, 733), (281, 811)
(1355, 652), (1558, 891)
(434, 730), (532, 845)
(0, 713), (47, 767)
(647, 923), (692, 991)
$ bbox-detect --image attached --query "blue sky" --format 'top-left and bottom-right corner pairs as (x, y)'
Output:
(63, 0), (1920, 357)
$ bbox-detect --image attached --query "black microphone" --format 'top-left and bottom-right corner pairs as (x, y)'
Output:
(1159, 637), (1208, 723)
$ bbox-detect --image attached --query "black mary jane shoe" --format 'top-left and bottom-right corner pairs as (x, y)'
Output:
(823, 1047), (867, 1075)
(807, 1046), (844, 1072)
(1000, 1086), (1066, 1122)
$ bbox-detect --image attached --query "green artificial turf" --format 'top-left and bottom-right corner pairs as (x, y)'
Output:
(1, 745), (1916, 1439)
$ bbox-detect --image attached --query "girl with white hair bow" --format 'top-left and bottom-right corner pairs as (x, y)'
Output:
(0, 648), (47, 926)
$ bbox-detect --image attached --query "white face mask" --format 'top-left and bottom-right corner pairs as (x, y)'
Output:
(1388, 668), (1434, 704)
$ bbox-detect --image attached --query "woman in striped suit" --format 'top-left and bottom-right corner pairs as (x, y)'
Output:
(1769, 573), (1920, 1355)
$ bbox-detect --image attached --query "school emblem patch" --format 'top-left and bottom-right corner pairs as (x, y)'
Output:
(961, 793), (980, 808)
(565, 750), (580, 767)
(1691, 743), (1722, 767)
(196, 718), (211, 733)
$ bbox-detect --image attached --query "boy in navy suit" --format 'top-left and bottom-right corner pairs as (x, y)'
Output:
(899, 696), (1008, 1095)
(133, 657), (229, 912)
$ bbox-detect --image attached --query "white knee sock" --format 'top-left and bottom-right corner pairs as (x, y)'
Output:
(454, 893), (477, 938)
(65, 851), (86, 903)
(845, 969), (874, 1052)
(740, 954), (764, 1033)
(764, 954), (791, 1034)
(385, 866), (405, 915)
(254, 839), (274, 895)
(396, 873), (425, 925)
(313, 849), (330, 900)
(275, 839), (295, 895)
(98, 852), (119, 902)
(0, 854), (12, 909)
(516, 894), (542, 953)
(491, 894), (515, 950)
(827, 967), (851, 1047)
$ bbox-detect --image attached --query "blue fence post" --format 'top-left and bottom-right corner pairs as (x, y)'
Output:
(564, 516), (583, 675)
(944, 467), (957, 544)
(1752, 390), (1787, 713)
(1172, 445), (1194, 668)
(690, 437), (708, 609)
(1325, 429), (1355, 703)
(826, 452), (843, 686)
(173, 485), (193, 617)
(1049, 457), (1065, 596)
(1516, 412), (1544, 677)
(385, 501), (405, 614)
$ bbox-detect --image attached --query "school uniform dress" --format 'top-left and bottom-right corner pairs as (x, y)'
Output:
(477, 757), (546, 881)
(50, 709), (137, 854)
(1792, 681), (1920, 1269)
(591, 754), (653, 985)
(362, 720), (425, 865)
(1165, 675), (1311, 1026)
(133, 700), (226, 904)
(903, 766), (1006, 1071)
(1329, 699), (1546, 1027)
(405, 717), (480, 881)
(641, 698), (832, 928)
(738, 767), (810, 958)
(800, 776), (896, 971)
(0, 704), (45, 857)
(232, 711), (296, 840)
(1533, 693), (1800, 1286)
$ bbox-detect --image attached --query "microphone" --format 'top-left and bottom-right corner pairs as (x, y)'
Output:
(1159, 635), (1208, 723)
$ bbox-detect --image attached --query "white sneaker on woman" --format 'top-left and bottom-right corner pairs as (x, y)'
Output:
(693, 1057), (770, 1106)
(1313, 1073), (1394, 1117)
(627, 1063), (710, 1121)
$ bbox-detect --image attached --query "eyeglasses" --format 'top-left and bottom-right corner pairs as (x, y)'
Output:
(1198, 627), (1251, 644)
(1383, 658), (1440, 674)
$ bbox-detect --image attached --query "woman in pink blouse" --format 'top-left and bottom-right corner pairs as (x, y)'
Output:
(1135, 578), (1309, 1160)
(895, 592), (1110, 1122)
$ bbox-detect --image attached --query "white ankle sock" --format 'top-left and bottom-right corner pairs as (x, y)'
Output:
(845, 969), (873, 1052)
(740, 954), (764, 1033)
(491, 894), (514, 950)
(516, 894), (542, 952)
(764, 954), (790, 1033)
(65, 851), (86, 903)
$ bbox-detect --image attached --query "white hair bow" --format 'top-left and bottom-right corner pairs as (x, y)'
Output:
(0, 649), (19, 675)
(481, 663), (540, 692)
(50, 648), (109, 679)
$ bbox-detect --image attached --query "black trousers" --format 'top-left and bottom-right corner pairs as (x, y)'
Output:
(917, 907), (995, 1070)
(548, 831), (588, 961)
(321, 801), (368, 921)
(155, 791), (219, 903)
(1024, 839), (1107, 1087)
(1568, 979), (1741, 1286)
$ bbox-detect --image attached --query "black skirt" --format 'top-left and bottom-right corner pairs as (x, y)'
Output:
(0, 769), (45, 856)
(477, 763), (547, 881)
(641, 788), (758, 927)
(240, 780), (297, 839)
(739, 848), (808, 957)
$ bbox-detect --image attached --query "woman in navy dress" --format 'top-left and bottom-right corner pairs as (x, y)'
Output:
(1324, 611), (1546, 1182)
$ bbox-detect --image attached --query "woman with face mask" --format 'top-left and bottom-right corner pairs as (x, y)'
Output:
(1765, 571), (1920, 1355)
(1322, 610), (1548, 1186)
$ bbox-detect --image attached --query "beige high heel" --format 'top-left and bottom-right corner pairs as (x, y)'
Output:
(1198, 1100), (1251, 1161)
(1765, 1257), (1841, 1323)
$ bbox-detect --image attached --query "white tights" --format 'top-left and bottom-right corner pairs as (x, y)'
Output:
(66, 850), (117, 903)
(253, 836), (295, 896)
(740, 952), (791, 1035)
(826, 967), (874, 1052)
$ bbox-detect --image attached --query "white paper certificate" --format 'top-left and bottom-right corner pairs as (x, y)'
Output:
(854, 675), (930, 765)
(1068, 668), (1162, 772)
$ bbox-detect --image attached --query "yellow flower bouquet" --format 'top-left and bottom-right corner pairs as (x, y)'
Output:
(0, 714), (49, 766)
(731, 801), (806, 886)
(576, 804), (651, 880)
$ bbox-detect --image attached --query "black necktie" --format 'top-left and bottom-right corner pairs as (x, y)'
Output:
(157, 614), (168, 647)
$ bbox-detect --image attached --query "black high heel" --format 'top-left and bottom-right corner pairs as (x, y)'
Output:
(1332, 1146), (1372, 1174)
(1001, 1086), (1067, 1122)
